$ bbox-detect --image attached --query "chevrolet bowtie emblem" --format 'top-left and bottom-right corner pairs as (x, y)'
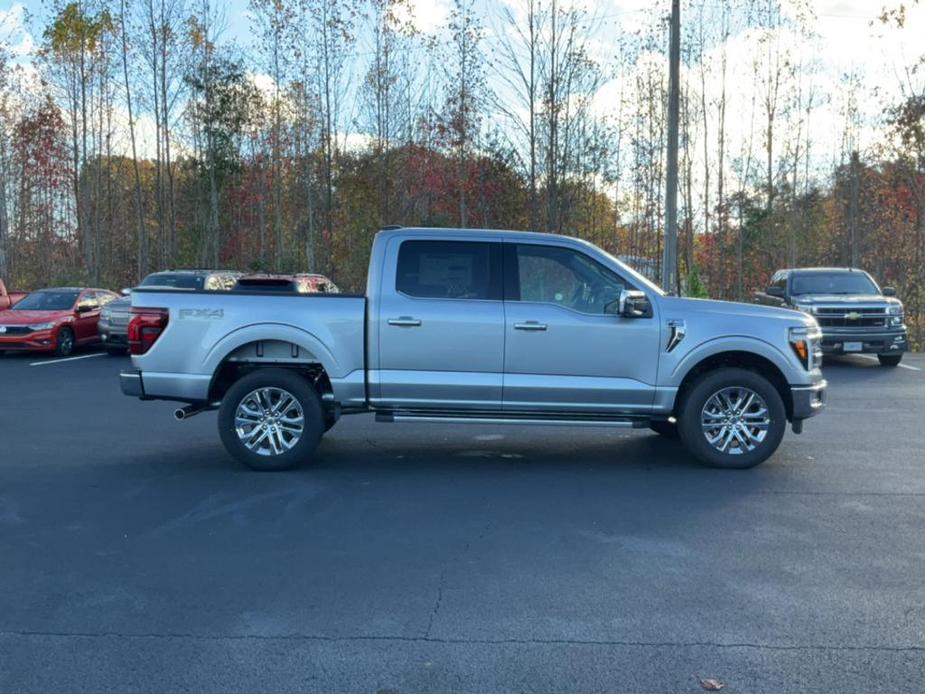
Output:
(846, 312), (862, 320)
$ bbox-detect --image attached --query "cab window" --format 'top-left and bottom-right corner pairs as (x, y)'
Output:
(510, 244), (628, 315)
(396, 240), (502, 300)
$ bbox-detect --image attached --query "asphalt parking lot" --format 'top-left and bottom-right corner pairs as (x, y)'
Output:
(1, 350), (924, 693)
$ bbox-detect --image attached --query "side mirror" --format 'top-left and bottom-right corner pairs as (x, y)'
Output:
(76, 304), (93, 314)
(766, 286), (786, 298)
(882, 286), (896, 297)
(616, 289), (652, 319)
(121, 288), (132, 296)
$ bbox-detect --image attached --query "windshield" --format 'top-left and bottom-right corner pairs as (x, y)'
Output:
(12, 291), (79, 311)
(593, 246), (666, 296)
(141, 273), (205, 290)
(791, 272), (878, 296)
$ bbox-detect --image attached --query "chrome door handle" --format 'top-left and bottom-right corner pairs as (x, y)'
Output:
(514, 321), (547, 331)
(387, 317), (422, 327)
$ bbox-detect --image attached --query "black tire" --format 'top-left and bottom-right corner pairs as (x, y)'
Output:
(105, 345), (127, 356)
(677, 367), (786, 469)
(55, 328), (75, 357)
(878, 353), (902, 367)
(648, 420), (679, 439)
(218, 368), (324, 471)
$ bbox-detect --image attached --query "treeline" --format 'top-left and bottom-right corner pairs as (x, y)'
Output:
(0, 0), (923, 345)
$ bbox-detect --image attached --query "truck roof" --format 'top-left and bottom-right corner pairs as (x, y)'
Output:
(377, 226), (576, 243)
(147, 269), (240, 275)
(782, 267), (867, 274)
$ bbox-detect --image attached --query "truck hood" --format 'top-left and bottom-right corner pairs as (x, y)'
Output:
(658, 296), (814, 326)
(0, 309), (72, 324)
(790, 293), (897, 306)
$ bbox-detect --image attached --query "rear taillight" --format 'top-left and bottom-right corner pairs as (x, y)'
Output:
(128, 307), (169, 355)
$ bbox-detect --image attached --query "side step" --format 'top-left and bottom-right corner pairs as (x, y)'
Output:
(376, 411), (649, 428)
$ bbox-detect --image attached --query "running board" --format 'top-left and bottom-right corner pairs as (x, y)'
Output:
(376, 412), (649, 428)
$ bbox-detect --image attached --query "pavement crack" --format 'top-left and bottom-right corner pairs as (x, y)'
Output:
(2, 629), (924, 654)
(424, 568), (447, 638)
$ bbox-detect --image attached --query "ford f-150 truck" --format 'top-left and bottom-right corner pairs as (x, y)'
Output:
(120, 228), (827, 471)
(754, 267), (907, 366)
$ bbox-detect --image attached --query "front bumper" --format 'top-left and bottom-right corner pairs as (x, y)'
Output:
(101, 330), (128, 346)
(0, 330), (57, 352)
(791, 379), (827, 421)
(99, 319), (129, 344)
(820, 328), (907, 355)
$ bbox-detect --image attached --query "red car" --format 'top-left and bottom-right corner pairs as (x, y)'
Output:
(0, 287), (119, 357)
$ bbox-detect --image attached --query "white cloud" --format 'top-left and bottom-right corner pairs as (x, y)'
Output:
(0, 3), (35, 58)
(397, 0), (452, 35)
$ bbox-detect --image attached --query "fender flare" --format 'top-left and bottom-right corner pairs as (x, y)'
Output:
(202, 323), (343, 377)
(669, 335), (795, 387)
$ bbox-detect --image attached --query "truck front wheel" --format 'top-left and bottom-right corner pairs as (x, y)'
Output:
(878, 354), (902, 367)
(218, 368), (325, 471)
(677, 368), (786, 469)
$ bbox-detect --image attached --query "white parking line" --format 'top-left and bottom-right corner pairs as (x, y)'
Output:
(30, 353), (106, 367)
(854, 354), (922, 371)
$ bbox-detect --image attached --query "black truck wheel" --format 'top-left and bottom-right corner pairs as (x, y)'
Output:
(878, 354), (902, 367)
(218, 368), (325, 471)
(677, 368), (786, 469)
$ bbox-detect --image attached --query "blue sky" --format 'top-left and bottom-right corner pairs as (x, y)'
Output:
(4, 0), (925, 185)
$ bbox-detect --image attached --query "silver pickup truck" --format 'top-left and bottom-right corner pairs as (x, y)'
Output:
(121, 227), (827, 470)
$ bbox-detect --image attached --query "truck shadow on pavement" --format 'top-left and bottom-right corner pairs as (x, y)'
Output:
(124, 430), (741, 477)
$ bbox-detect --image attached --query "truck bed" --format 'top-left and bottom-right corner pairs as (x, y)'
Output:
(130, 288), (367, 405)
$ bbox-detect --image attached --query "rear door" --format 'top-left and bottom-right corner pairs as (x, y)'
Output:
(502, 242), (661, 413)
(374, 237), (505, 410)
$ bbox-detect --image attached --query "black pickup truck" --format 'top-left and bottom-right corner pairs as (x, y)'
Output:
(754, 267), (907, 366)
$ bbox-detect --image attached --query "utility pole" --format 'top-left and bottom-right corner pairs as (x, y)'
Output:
(662, 0), (681, 294)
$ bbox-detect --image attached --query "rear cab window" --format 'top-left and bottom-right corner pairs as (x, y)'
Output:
(141, 274), (205, 290)
(396, 240), (502, 300)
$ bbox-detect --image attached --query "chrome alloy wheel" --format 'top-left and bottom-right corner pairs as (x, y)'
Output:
(234, 387), (305, 456)
(701, 386), (770, 455)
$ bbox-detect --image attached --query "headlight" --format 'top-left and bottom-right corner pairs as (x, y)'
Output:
(789, 325), (822, 370)
(29, 322), (55, 331)
(886, 303), (904, 326)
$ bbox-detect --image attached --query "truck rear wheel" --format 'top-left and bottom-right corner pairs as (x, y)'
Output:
(218, 368), (324, 471)
(677, 368), (786, 469)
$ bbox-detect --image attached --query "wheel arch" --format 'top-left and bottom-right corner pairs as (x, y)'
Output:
(673, 350), (794, 420)
(203, 325), (339, 405)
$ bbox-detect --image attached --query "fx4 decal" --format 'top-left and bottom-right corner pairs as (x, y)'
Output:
(179, 308), (224, 320)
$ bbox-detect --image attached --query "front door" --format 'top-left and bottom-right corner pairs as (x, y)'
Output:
(74, 291), (102, 343)
(375, 238), (505, 410)
(502, 242), (661, 413)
